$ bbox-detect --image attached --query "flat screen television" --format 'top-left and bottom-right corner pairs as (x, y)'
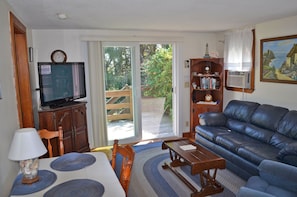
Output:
(38, 62), (86, 108)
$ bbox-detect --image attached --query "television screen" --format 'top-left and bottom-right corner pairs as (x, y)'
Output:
(38, 62), (86, 108)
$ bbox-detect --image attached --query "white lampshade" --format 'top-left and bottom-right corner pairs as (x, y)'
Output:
(8, 128), (47, 161)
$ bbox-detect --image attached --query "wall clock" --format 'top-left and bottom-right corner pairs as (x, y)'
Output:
(51, 50), (67, 63)
(205, 94), (213, 102)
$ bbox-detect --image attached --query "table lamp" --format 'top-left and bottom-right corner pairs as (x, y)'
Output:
(8, 128), (47, 184)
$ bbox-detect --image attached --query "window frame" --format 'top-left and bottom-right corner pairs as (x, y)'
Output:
(225, 29), (255, 93)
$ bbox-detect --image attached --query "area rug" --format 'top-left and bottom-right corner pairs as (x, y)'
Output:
(128, 141), (246, 197)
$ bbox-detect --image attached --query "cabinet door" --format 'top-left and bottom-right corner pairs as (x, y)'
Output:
(39, 112), (56, 131)
(55, 109), (75, 153)
(72, 105), (90, 152)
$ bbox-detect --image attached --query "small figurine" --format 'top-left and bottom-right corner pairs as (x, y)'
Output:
(192, 82), (197, 89)
(204, 43), (210, 58)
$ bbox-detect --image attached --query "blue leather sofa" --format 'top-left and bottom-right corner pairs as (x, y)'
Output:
(237, 160), (297, 197)
(195, 100), (297, 180)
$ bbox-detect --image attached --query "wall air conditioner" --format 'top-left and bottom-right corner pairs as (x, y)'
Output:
(226, 71), (251, 89)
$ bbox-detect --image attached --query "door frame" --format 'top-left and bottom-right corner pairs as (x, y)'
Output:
(9, 12), (34, 128)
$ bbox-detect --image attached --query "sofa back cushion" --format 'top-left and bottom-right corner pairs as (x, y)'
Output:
(270, 133), (295, 149)
(277, 110), (297, 139)
(224, 100), (260, 122)
(226, 119), (247, 133)
(244, 124), (275, 143)
(250, 104), (288, 132)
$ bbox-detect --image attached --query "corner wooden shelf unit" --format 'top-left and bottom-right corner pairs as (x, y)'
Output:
(189, 58), (223, 137)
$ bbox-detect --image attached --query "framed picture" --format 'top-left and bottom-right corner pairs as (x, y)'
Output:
(260, 34), (297, 84)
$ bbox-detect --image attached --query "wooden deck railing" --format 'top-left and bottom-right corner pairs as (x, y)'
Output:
(106, 85), (133, 121)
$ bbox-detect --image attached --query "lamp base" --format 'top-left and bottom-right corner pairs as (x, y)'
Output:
(22, 176), (39, 184)
(19, 158), (40, 184)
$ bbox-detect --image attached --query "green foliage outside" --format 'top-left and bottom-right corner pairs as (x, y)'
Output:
(104, 44), (173, 116)
(104, 47), (132, 90)
(142, 46), (172, 116)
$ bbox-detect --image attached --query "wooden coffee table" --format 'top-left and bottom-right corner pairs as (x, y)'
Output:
(162, 138), (226, 197)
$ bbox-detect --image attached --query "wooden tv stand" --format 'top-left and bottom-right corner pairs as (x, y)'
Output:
(38, 102), (90, 157)
(162, 138), (226, 197)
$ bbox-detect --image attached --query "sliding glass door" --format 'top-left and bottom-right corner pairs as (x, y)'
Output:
(103, 42), (174, 144)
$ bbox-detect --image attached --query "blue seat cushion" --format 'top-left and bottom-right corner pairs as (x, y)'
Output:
(215, 132), (258, 153)
(195, 125), (230, 142)
(237, 144), (279, 165)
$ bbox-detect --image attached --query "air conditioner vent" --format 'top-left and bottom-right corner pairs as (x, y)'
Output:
(227, 71), (251, 88)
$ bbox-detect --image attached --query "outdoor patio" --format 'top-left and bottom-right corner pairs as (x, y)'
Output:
(107, 97), (174, 141)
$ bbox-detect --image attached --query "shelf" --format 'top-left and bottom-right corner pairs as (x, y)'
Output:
(190, 58), (223, 133)
(193, 74), (220, 78)
(196, 101), (218, 105)
(193, 88), (220, 91)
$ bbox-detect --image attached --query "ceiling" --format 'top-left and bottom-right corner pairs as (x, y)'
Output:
(7, 0), (297, 32)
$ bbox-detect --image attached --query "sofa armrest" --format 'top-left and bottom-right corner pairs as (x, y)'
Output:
(198, 112), (227, 126)
(258, 160), (297, 193)
(277, 142), (297, 165)
(236, 187), (275, 197)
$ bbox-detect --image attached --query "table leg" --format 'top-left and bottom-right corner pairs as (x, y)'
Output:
(162, 163), (224, 197)
(196, 169), (224, 197)
(168, 149), (187, 167)
(162, 162), (198, 193)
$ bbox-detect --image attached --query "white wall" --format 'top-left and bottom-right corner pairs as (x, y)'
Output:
(32, 29), (224, 147)
(224, 15), (297, 110)
(0, 0), (22, 196)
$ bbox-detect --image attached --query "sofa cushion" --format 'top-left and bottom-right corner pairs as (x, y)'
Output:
(237, 144), (279, 165)
(269, 133), (295, 149)
(237, 186), (275, 197)
(250, 104), (288, 132)
(198, 112), (227, 126)
(223, 100), (259, 122)
(277, 110), (297, 139)
(215, 132), (259, 153)
(195, 125), (230, 142)
(245, 176), (296, 197)
(258, 160), (297, 194)
(225, 119), (247, 133)
(244, 124), (274, 143)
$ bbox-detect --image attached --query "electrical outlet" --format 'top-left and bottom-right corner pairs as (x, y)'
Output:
(185, 121), (189, 127)
(185, 82), (189, 88)
(184, 60), (190, 68)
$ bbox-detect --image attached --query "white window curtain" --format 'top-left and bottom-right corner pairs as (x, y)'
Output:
(224, 27), (253, 71)
(87, 41), (108, 147)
